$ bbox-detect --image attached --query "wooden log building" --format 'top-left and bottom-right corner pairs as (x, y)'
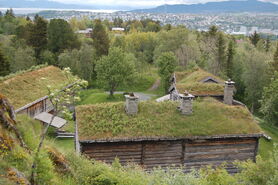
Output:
(76, 78), (264, 173)
(0, 66), (71, 128)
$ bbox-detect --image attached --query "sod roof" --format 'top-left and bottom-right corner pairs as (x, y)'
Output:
(174, 68), (225, 96)
(76, 98), (262, 141)
(0, 66), (70, 109)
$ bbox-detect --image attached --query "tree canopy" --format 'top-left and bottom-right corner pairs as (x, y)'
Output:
(48, 19), (80, 53)
(92, 19), (109, 57)
(96, 47), (135, 96)
(156, 52), (177, 93)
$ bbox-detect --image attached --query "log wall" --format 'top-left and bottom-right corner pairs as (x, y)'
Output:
(15, 97), (54, 117)
(80, 137), (259, 173)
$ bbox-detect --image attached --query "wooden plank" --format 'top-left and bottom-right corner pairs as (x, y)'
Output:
(185, 144), (255, 153)
(186, 139), (256, 147)
(85, 151), (142, 157)
(83, 144), (142, 150)
(185, 148), (255, 157)
(84, 147), (142, 153)
(184, 153), (254, 163)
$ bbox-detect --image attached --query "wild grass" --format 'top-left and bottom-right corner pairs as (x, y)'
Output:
(118, 66), (160, 92)
(257, 118), (278, 159)
(0, 66), (70, 109)
(76, 98), (262, 140)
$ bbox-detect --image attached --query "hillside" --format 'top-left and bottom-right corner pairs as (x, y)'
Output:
(132, 0), (278, 13)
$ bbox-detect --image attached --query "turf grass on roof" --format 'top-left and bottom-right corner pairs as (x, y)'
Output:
(76, 98), (262, 141)
(174, 68), (225, 96)
(0, 66), (70, 109)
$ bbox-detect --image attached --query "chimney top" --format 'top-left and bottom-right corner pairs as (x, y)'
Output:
(179, 90), (194, 115)
(224, 79), (235, 105)
(225, 79), (235, 85)
(180, 91), (194, 99)
(125, 93), (139, 115)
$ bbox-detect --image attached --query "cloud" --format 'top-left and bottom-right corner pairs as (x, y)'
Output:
(48, 0), (230, 7)
(48, 0), (278, 8)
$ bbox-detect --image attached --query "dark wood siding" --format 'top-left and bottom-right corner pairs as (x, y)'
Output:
(80, 137), (259, 173)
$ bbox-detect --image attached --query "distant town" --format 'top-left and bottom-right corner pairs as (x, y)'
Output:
(7, 9), (276, 37)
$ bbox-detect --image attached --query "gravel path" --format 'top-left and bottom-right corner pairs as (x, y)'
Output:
(105, 91), (156, 101)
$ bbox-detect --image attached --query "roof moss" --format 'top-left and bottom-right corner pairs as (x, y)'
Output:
(175, 68), (225, 96)
(76, 98), (262, 141)
(0, 66), (70, 109)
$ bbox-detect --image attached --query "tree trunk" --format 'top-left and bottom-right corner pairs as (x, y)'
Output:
(110, 89), (114, 97)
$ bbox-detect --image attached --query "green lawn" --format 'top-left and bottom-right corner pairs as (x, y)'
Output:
(79, 89), (124, 105)
(258, 118), (278, 159)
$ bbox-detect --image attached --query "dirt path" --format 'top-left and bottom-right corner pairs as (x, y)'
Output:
(148, 79), (161, 91)
(105, 92), (156, 101)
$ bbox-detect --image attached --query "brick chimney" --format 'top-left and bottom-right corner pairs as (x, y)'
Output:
(125, 93), (139, 115)
(179, 91), (194, 115)
(224, 79), (235, 105)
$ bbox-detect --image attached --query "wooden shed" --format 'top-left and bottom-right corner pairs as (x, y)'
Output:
(76, 98), (263, 173)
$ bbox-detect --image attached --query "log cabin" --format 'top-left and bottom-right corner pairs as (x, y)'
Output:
(168, 68), (225, 101)
(0, 66), (71, 128)
(76, 81), (263, 173)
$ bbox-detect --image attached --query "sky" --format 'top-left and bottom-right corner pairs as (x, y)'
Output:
(48, 0), (278, 7)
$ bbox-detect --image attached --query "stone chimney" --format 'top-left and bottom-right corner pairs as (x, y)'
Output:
(224, 79), (235, 105)
(125, 93), (139, 115)
(179, 91), (194, 115)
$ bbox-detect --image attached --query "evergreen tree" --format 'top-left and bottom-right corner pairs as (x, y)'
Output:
(265, 37), (271, 52)
(208, 25), (218, 37)
(26, 16), (31, 21)
(92, 19), (110, 57)
(4, 8), (15, 18)
(273, 43), (278, 72)
(0, 47), (10, 76)
(113, 17), (123, 27)
(226, 41), (235, 78)
(48, 19), (80, 54)
(216, 33), (226, 73)
(249, 31), (260, 47)
(26, 15), (48, 61)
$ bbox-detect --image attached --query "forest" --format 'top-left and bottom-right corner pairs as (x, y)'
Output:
(0, 8), (278, 185)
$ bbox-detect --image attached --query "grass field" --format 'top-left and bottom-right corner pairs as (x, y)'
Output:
(258, 118), (278, 159)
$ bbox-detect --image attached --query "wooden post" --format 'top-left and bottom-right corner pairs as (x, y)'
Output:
(181, 140), (185, 165)
(253, 138), (259, 162)
(141, 142), (146, 166)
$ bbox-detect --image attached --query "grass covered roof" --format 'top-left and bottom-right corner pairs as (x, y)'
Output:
(0, 66), (70, 109)
(174, 68), (225, 96)
(76, 98), (262, 141)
